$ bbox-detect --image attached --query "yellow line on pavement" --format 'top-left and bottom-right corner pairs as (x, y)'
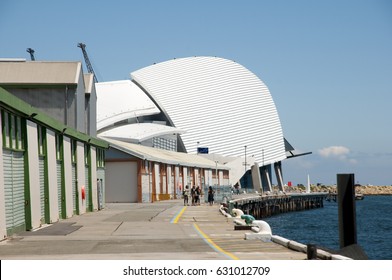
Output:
(171, 206), (187, 224)
(193, 223), (239, 260)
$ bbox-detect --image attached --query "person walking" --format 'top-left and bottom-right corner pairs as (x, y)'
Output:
(183, 185), (190, 206)
(195, 186), (201, 205)
(208, 186), (215, 206)
(191, 186), (196, 206)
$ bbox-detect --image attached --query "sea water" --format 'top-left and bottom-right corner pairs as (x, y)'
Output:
(263, 195), (392, 260)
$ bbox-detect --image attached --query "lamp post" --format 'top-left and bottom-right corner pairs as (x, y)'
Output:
(215, 160), (218, 196)
(244, 145), (247, 193)
(244, 145), (247, 173)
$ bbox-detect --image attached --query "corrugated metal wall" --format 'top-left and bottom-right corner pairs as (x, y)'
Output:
(39, 156), (46, 224)
(84, 165), (90, 211)
(3, 150), (26, 235)
(72, 164), (77, 214)
(56, 160), (62, 218)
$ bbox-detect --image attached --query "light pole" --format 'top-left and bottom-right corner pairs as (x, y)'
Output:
(215, 160), (218, 196)
(244, 145), (247, 193)
(244, 145), (247, 173)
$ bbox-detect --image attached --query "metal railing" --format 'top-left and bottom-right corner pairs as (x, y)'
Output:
(204, 185), (233, 203)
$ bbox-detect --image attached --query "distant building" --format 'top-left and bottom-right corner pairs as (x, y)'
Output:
(0, 59), (107, 238)
(96, 56), (306, 197)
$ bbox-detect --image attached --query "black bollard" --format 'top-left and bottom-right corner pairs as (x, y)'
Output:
(337, 174), (357, 248)
(307, 244), (317, 260)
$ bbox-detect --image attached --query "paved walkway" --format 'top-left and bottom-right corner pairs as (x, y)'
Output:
(0, 200), (306, 260)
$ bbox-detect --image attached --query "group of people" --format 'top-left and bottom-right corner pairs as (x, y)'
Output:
(182, 185), (215, 206)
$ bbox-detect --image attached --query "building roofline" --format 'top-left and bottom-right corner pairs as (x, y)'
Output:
(0, 86), (108, 148)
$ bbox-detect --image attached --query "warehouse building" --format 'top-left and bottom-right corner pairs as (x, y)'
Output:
(0, 59), (107, 238)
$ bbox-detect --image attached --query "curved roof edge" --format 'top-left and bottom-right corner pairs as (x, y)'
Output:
(96, 80), (160, 131)
(98, 123), (185, 143)
(131, 56), (287, 165)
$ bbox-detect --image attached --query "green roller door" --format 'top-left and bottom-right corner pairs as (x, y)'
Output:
(72, 163), (77, 214)
(4, 151), (13, 228)
(85, 166), (90, 211)
(39, 156), (46, 224)
(3, 150), (26, 235)
(56, 160), (62, 218)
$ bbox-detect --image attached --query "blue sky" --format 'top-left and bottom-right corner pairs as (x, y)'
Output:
(1, 0), (391, 185)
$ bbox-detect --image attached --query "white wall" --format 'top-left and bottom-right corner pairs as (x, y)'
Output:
(175, 166), (180, 197)
(26, 120), (41, 229)
(154, 163), (160, 200)
(225, 156), (255, 186)
(183, 167), (187, 188)
(167, 165), (172, 197)
(46, 129), (59, 223)
(90, 147), (98, 210)
(76, 142), (86, 214)
(63, 137), (73, 218)
(106, 161), (138, 203)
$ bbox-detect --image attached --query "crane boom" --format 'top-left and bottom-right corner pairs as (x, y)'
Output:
(77, 43), (98, 83)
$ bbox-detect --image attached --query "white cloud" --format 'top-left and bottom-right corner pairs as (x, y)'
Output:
(318, 146), (350, 158)
(318, 146), (357, 164)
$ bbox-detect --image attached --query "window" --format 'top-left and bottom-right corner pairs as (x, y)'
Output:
(2, 110), (10, 148)
(16, 117), (22, 149)
(71, 139), (77, 163)
(37, 125), (45, 156)
(10, 114), (16, 148)
(55, 134), (63, 160)
(152, 137), (177, 151)
(96, 148), (105, 168)
(84, 143), (90, 165)
(1, 109), (24, 151)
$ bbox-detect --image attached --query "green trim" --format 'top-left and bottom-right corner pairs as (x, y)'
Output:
(22, 118), (32, 230)
(89, 137), (108, 148)
(0, 87), (108, 149)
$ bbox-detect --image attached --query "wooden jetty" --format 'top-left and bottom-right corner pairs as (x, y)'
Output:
(228, 193), (327, 219)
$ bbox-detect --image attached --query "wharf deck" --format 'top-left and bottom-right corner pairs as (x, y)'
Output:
(0, 200), (306, 260)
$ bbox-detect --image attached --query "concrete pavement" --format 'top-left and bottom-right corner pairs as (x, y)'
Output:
(0, 200), (306, 260)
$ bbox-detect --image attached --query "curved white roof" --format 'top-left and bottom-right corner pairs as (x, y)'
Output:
(98, 123), (185, 143)
(131, 56), (286, 165)
(96, 80), (160, 131)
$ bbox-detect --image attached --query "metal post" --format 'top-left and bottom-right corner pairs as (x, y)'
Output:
(307, 244), (317, 260)
(337, 173), (357, 248)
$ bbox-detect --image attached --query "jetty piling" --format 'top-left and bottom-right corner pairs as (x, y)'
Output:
(229, 193), (327, 219)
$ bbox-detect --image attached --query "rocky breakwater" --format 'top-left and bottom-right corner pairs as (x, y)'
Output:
(282, 185), (392, 196)
(355, 185), (392, 195)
